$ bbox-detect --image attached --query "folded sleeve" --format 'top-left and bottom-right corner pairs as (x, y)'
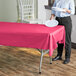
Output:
(51, 1), (56, 15)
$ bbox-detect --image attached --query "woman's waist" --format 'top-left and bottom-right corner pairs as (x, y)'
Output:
(56, 16), (71, 19)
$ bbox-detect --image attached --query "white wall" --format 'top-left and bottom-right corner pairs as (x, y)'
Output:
(0, 0), (17, 22)
(75, 0), (76, 5)
(71, 15), (76, 43)
(38, 0), (51, 23)
(71, 0), (76, 43)
(70, 0), (76, 43)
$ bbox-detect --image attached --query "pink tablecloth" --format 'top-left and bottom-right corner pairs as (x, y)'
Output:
(0, 22), (65, 56)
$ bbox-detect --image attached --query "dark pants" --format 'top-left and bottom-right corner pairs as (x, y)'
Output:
(56, 16), (72, 59)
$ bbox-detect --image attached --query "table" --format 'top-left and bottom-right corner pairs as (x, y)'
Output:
(0, 22), (65, 73)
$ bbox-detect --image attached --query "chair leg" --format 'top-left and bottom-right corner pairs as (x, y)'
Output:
(39, 50), (43, 74)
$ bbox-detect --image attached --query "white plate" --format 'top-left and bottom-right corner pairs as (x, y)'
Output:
(44, 20), (59, 27)
(52, 7), (66, 12)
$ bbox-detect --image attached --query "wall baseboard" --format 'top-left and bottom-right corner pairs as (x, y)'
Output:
(71, 42), (76, 49)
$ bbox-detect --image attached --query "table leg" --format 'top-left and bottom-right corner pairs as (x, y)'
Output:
(50, 56), (52, 64)
(39, 50), (43, 74)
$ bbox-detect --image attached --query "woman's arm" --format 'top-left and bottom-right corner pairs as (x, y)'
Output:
(50, 14), (55, 20)
(63, 0), (75, 14)
(50, 0), (56, 20)
(63, 8), (71, 14)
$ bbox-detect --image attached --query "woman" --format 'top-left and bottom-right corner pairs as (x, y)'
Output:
(50, 0), (75, 64)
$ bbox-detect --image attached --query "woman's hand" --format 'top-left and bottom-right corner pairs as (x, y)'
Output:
(63, 8), (71, 14)
(50, 14), (55, 20)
